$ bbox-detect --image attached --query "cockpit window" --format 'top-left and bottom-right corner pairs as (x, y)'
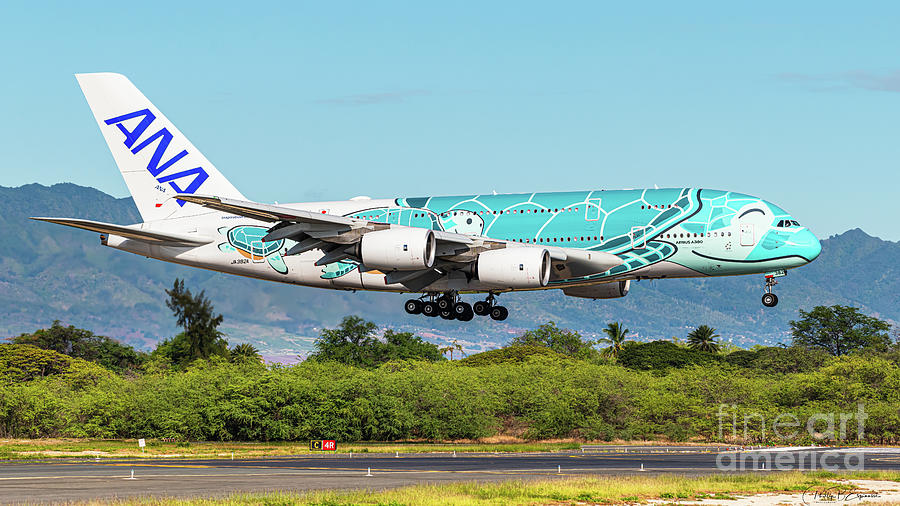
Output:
(777, 219), (802, 228)
(791, 220), (800, 226)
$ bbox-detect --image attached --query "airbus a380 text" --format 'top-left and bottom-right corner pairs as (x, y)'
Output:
(36, 73), (822, 322)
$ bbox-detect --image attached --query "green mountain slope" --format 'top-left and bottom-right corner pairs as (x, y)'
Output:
(1, 183), (896, 356)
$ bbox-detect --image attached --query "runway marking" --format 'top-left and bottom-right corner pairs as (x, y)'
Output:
(102, 463), (212, 468)
(0, 469), (586, 481)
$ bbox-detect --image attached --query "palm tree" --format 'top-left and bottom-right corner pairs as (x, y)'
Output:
(440, 339), (465, 360)
(230, 342), (262, 363)
(687, 325), (720, 353)
(598, 322), (631, 358)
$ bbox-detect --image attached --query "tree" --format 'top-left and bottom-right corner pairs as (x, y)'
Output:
(165, 279), (227, 362)
(598, 322), (631, 358)
(440, 339), (465, 361)
(687, 325), (721, 353)
(380, 330), (444, 362)
(11, 321), (146, 372)
(308, 316), (379, 366)
(790, 305), (892, 356)
(307, 316), (444, 367)
(230, 343), (262, 364)
(510, 321), (595, 358)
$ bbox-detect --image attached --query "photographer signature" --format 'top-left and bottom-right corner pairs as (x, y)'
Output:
(802, 485), (881, 504)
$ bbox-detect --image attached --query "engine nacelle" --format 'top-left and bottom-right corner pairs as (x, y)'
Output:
(562, 280), (630, 299)
(476, 247), (551, 288)
(359, 228), (435, 271)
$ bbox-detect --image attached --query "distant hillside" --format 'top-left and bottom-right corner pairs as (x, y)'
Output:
(1, 183), (896, 357)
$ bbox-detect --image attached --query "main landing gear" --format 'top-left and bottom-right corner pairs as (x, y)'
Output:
(404, 292), (508, 321)
(761, 276), (779, 308)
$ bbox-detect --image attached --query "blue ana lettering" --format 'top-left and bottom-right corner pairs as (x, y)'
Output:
(105, 109), (208, 206)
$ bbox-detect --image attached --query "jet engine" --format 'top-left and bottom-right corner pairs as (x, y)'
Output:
(476, 248), (551, 288)
(359, 228), (435, 271)
(562, 280), (630, 299)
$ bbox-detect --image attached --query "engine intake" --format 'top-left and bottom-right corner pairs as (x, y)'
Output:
(476, 247), (550, 288)
(359, 228), (435, 271)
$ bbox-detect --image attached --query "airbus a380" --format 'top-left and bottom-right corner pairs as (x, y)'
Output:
(35, 73), (822, 322)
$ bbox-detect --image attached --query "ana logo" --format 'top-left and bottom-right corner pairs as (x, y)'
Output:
(104, 109), (208, 206)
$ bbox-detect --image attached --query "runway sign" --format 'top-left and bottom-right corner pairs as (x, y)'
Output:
(310, 440), (337, 451)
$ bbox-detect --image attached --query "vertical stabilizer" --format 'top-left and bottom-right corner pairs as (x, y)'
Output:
(75, 73), (246, 222)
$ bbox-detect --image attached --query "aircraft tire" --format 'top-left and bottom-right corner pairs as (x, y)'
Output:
(453, 302), (472, 317)
(472, 301), (490, 316)
(762, 293), (778, 307)
(489, 306), (509, 321)
(404, 299), (423, 315)
(458, 308), (474, 321)
(439, 308), (455, 320)
(422, 301), (439, 317)
(436, 296), (453, 311)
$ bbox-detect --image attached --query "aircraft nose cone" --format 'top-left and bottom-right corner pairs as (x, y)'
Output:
(796, 229), (821, 262)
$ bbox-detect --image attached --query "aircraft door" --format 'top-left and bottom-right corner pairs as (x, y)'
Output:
(740, 224), (755, 246)
(630, 226), (651, 249)
(585, 198), (601, 221)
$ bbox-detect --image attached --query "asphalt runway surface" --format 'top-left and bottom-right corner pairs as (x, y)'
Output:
(1, 447), (898, 503)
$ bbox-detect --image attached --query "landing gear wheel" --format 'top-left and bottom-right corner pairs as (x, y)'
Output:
(404, 299), (423, 315)
(762, 293), (779, 308)
(472, 301), (491, 316)
(422, 301), (439, 317)
(453, 302), (472, 318)
(440, 308), (456, 320)
(457, 308), (474, 321)
(436, 296), (453, 311)
(489, 306), (509, 321)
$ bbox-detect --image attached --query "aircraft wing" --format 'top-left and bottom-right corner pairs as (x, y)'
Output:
(177, 194), (623, 289)
(30, 217), (214, 246)
(176, 194), (487, 249)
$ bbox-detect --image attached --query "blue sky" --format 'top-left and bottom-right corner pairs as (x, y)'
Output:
(2, 1), (898, 240)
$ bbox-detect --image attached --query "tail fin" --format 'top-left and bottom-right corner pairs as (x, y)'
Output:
(75, 73), (246, 222)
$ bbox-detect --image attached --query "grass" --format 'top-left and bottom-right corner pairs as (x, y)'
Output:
(78, 470), (900, 505)
(0, 438), (585, 460)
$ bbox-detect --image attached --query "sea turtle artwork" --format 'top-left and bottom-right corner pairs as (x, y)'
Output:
(217, 226), (288, 274)
(321, 260), (359, 279)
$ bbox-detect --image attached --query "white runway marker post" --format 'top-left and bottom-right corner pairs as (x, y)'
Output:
(366, 467), (372, 477)
(125, 469), (136, 480)
(640, 463), (645, 471)
(557, 465), (561, 474)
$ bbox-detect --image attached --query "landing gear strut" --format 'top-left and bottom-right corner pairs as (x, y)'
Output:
(762, 277), (779, 308)
(403, 292), (507, 321)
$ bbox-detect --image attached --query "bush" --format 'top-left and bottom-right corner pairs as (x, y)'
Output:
(459, 345), (566, 366)
(618, 341), (720, 371)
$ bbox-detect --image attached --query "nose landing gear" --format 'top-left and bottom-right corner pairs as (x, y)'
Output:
(762, 276), (779, 307)
(403, 292), (507, 321)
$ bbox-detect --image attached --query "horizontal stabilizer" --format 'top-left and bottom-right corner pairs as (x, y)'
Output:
(31, 217), (213, 246)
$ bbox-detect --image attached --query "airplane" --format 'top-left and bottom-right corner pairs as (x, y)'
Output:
(34, 73), (822, 322)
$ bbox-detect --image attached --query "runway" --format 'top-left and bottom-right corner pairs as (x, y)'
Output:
(1, 447), (897, 503)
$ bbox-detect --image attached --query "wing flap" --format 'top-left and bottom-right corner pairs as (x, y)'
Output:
(176, 194), (360, 225)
